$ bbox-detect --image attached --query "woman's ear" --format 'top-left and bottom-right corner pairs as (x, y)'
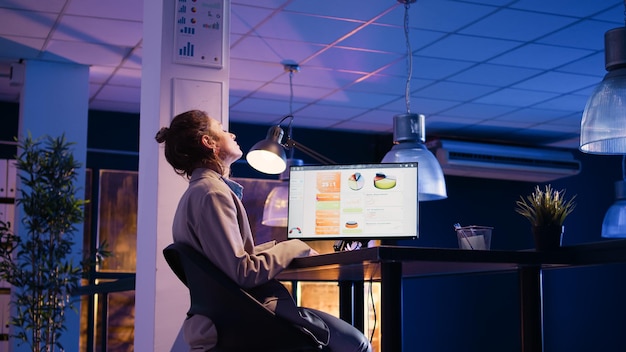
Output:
(201, 135), (216, 150)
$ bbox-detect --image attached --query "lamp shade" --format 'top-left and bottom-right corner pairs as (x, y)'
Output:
(580, 27), (626, 154)
(580, 68), (626, 154)
(602, 180), (626, 238)
(261, 184), (289, 227)
(246, 125), (287, 174)
(261, 159), (302, 227)
(382, 113), (447, 201)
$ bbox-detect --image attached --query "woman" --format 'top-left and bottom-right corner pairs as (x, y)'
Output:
(155, 110), (371, 352)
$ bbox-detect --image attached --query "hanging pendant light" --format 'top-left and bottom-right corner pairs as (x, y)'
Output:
(602, 180), (626, 238)
(381, 0), (447, 201)
(580, 1), (626, 154)
(601, 155), (626, 238)
(382, 113), (447, 200)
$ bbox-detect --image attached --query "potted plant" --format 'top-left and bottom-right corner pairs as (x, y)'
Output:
(515, 184), (577, 250)
(0, 134), (107, 352)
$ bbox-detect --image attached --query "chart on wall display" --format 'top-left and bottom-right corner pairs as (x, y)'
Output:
(174, 0), (224, 68)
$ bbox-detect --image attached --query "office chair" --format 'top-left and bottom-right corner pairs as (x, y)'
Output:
(163, 242), (323, 352)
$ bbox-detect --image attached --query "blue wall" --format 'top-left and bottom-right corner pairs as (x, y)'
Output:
(1, 102), (624, 351)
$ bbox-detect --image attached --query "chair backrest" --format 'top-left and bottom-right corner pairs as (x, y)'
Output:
(163, 242), (321, 352)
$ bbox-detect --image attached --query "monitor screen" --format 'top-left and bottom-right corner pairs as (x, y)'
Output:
(287, 163), (419, 241)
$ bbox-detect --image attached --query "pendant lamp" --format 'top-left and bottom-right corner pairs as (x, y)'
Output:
(580, 22), (626, 154)
(602, 180), (626, 238)
(382, 0), (447, 201)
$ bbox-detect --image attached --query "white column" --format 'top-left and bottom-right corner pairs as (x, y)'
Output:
(15, 60), (89, 352)
(135, 0), (230, 350)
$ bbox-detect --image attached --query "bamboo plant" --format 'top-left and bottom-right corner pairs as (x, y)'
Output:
(0, 134), (107, 352)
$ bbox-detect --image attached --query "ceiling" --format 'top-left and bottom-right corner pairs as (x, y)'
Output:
(0, 0), (623, 150)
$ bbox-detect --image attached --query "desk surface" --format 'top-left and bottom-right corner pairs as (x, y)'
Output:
(278, 239), (626, 282)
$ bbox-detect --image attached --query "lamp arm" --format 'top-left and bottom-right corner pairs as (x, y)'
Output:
(284, 138), (336, 165)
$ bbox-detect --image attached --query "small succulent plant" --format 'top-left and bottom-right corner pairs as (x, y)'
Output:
(515, 184), (577, 227)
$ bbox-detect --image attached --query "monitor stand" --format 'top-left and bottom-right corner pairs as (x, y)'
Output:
(333, 240), (369, 252)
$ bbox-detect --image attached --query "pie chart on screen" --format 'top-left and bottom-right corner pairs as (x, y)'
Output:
(348, 172), (364, 190)
(373, 173), (396, 189)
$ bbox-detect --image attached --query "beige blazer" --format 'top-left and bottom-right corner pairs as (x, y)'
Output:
(171, 168), (327, 350)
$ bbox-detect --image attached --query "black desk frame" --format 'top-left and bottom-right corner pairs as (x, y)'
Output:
(279, 240), (626, 352)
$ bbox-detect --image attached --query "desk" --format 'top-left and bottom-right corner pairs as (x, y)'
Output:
(277, 240), (626, 352)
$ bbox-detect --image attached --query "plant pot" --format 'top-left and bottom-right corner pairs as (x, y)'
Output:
(532, 224), (564, 251)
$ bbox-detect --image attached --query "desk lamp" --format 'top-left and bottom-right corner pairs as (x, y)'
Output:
(246, 64), (335, 175)
(247, 64), (335, 227)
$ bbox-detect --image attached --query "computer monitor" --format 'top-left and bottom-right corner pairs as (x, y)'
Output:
(287, 162), (419, 242)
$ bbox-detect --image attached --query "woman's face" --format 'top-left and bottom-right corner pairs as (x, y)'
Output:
(207, 117), (243, 166)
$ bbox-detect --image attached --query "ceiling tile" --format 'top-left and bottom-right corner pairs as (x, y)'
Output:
(281, 66), (364, 89)
(66, 0), (143, 21)
(488, 43), (594, 69)
(321, 89), (397, 109)
(231, 4), (276, 36)
(447, 63), (542, 86)
(537, 20), (617, 51)
(475, 88), (560, 107)
(42, 41), (129, 66)
(248, 82), (334, 103)
(295, 103), (368, 120)
(253, 12), (361, 44)
(53, 16), (142, 46)
(348, 75), (431, 95)
(493, 107), (571, 123)
(460, 8), (577, 41)
(510, 0), (622, 18)
(231, 36), (322, 64)
(230, 59), (284, 81)
(382, 56), (475, 79)
(304, 46), (401, 73)
(108, 68), (141, 87)
(0, 9), (56, 37)
(338, 24), (444, 54)
(415, 81), (499, 101)
(0, 0), (66, 12)
(376, 0), (497, 33)
(557, 52), (606, 77)
(285, 0), (396, 21)
(230, 96), (306, 115)
(380, 96), (460, 115)
(419, 34), (521, 62)
(532, 93), (589, 112)
(512, 71), (601, 93)
(441, 102), (517, 119)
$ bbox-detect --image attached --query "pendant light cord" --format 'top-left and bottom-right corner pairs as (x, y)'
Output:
(287, 67), (296, 159)
(403, 2), (413, 114)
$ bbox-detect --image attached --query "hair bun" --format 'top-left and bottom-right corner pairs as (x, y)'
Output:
(155, 127), (169, 143)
